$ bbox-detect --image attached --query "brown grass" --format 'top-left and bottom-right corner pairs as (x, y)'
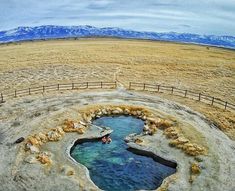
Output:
(0, 38), (234, 138)
(0, 38), (234, 101)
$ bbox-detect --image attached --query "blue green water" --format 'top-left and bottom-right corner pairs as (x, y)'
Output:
(70, 116), (176, 191)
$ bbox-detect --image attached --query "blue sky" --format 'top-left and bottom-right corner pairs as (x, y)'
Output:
(0, 0), (235, 35)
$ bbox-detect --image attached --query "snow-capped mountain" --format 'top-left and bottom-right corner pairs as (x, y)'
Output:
(0, 25), (235, 49)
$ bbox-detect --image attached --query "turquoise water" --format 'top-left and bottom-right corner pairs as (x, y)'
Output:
(70, 116), (176, 191)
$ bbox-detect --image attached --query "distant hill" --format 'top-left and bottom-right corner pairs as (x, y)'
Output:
(0, 25), (235, 49)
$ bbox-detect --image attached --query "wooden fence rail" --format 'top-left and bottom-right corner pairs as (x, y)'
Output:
(129, 82), (235, 111)
(1, 81), (234, 112)
(0, 81), (117, 103)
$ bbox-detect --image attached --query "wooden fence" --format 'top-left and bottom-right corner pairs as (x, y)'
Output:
(0, 81), (234, 112)
(129, 82), (235, 111)
(0, 81), (117, 103)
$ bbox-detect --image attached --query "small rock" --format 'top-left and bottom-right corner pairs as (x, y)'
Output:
(148, 130), (154, 136)
(37, 132), (48, 143)
(146, 117), (156, 123)
(123, 108), (130, 115)
(101, 109), (107, 115)
(142, 115), (147, 120)
(79, 121), (86, 126)
(28, 136), (40, 146)
(77, 128), (85, 134)
(134, 138), (143, 144)
(131, 111), (137, 116)
(177, 137), (189, 144)
(189, 175), (195, 183)
(64, 119), (75, 128)
(112, 107), (123, 114)
(29, 145), (40, 154)
(124, 137), (130, 143)
(47, 131), (62, 141)
(67, 170), (75, 176)
(143, 131), (149, 135)
(60, 165), (75, 176)
(25, 143), (31, 150)
(14, 137), (25, 144)
(82, 113), (92, 122)
(191, 162), (201, 174)
(55, 127), (65, 135)
(74, 123), (80, 129)
(143, 125), (149, 131)
(136, 110), (142, 116)
(24, 155), (38, 164)
(90, 113), (96, 119)
(97, 111), (102, 116)
(159, 120), (172, 129)
(37, 152), (52, 164)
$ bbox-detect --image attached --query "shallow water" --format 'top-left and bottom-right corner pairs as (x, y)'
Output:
(71, 116), (176, 191)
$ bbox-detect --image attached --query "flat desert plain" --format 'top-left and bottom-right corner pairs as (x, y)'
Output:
(0, 38), (234, 138)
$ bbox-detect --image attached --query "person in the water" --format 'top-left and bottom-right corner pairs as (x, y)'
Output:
(101, 136), (106, 144)
(101, 135), (112, 144)
(106, 135), (112, 144)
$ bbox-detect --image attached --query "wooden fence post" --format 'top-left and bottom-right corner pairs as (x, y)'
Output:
(224, 102), (228, 110)
(1, 82), (234, 112)
(211, 97), (214, 105)
(72, 83), (74, 90)
(1, 93), (3, 103)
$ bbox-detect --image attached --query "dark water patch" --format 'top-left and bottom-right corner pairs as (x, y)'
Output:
(127, 147), (177, 169)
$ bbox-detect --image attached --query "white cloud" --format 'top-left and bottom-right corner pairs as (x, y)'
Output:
(0, 0), (234, 35)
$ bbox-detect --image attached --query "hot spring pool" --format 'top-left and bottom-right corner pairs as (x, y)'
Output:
(70, 116), (176, 191)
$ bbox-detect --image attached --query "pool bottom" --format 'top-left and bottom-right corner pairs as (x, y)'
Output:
(70, 116), (176, 191)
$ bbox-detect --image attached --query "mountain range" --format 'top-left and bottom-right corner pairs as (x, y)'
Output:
(0, 25), (235, 49)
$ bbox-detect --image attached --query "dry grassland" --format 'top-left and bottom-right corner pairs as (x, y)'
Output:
(0, 38), (234, 137)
